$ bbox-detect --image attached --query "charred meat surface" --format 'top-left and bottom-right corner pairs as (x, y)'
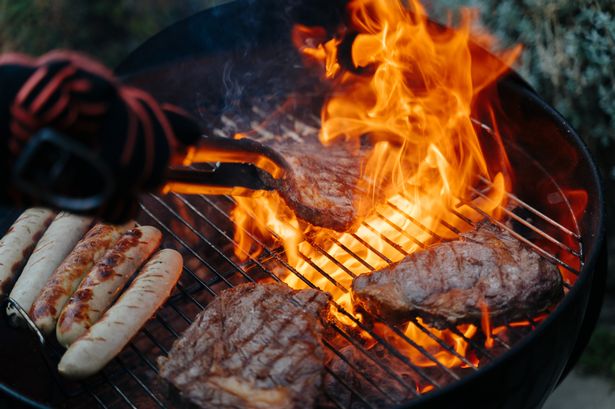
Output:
(352, 221), (563, 328)
(157, 282), (330, 409)
(273, 140), (372, 232)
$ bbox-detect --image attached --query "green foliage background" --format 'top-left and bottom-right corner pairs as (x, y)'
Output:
(0, 0), (229, 66)
(429, 0), (615, 166)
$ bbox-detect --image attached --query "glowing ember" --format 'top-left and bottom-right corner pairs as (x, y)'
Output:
(230, 0), (523, 378)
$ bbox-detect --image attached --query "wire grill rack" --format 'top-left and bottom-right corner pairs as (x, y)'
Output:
(34, 167), (581, 409)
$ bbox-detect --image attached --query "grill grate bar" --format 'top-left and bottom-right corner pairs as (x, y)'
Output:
(152, 194), (256, 285)
(322, 338), (400, 406)
(375, 210), (428, 249)
(458, 200), (580, 275)
(141, 327), (169, 355)
(173, 281), (206, 310)
(470, 186), (581, 256)
(101, 371), (137, 409)
(407, 318), (481, 369)
(296, 251), (350, 293)
(82, 382), (109, 409)
(493, 332), (512, 350)
(307, 240), (360, 279)
(115, 357), (166, 409)
(128, 344), (159, 374)
(154, 315), (181, 339)
(478, 176), (581, 239)
(166, 300), (194, 326)
(350, 232), (393, 264)
(327, 236), (377, 271)
(140, 203), (229, 291)
(329, 322), (424, 396)
(323, 366), (379, 409)
(332, 302), (451, 387)
(387, 321), (471, 375)
(362, 220), (411, 257)
(445, 323), (499, 357)
(389, 197), (448, 242)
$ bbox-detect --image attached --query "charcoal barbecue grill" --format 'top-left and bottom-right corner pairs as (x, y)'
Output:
(0, 1), (606, 408)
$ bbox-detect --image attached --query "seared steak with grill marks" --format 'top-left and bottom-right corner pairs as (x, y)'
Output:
(352, 221), (563, 328)
(271, 141), (372, 232)
(157, 282), (330, 409)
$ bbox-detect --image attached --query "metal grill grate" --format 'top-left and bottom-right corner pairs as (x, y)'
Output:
(39, 155), (583, 409)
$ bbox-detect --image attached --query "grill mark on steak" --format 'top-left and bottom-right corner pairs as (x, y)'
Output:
(351, 221), (564, 328)
(157, 282), (331, 409)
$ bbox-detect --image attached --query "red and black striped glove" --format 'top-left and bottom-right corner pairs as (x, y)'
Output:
(0, 51), (200, 222)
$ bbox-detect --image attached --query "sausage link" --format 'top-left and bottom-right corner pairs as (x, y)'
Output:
(7, 213), (93, 326)
(30, 221), (136, 334)
(0, 208), (56, 295)
(58, 249), (182, 379)
(56, 225), (162, 347)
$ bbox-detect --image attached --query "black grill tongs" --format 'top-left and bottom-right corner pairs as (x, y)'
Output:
(11, 129), (290, 216)
(163, 134), (290, 197)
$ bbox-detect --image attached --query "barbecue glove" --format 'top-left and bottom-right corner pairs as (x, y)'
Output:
(0, 51), (201, 222)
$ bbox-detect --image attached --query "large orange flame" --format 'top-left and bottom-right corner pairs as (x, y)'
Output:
(231, 0), (521, 374)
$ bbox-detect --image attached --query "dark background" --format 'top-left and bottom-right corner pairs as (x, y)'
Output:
(0, 0), (612, 401)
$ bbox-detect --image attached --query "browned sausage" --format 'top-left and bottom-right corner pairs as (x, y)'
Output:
(56, 226), (162, 347)
(7, 213), (93, 326)
(30, 221), (136, 334)
(58, 249), (183, 379)
(0, 208), (56, 296)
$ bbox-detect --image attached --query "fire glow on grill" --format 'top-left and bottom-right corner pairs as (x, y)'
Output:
(231, 0), (524, 373)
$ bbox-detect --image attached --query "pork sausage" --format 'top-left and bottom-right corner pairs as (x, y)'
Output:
(30, 221), (136, 334)
(56, 225), (162, 347)
(0, 208), (56, 295)
(7, 213), (93, 325)
(58, 249), (182, 379)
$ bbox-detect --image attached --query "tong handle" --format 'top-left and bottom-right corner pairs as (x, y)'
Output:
(181, 135), (289, 179)
(162, 164), (274, 197)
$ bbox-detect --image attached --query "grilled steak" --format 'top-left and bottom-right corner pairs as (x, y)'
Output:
(157, 282), (330, 409)
(271, 140), (372, 232)
(351, 221), (563, 328)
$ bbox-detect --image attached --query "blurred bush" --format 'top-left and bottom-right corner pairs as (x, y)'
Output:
(428, 0), (615, 185)
(0, 0), (229, 66)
